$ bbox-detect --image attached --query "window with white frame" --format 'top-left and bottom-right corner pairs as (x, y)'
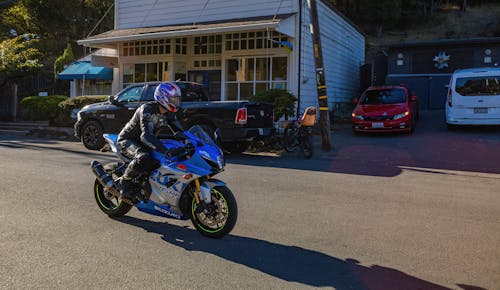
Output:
(121, 40), (171, 57)
(123, 62), (169, 88)
(225, 56), (288, 100)
(193, 59), (222, 69)
(175, 38), (187, 55)
(225, 31), (289, 51)
(194, 35), (222, 55)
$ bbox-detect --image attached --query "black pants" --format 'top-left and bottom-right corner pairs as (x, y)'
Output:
(117, 139), (157, 181)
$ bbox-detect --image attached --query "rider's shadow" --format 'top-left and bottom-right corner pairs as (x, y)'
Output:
(115, 216), (462, 290)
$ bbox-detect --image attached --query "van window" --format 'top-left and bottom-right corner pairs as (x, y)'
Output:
(455, 76), (500, 96)
(360, 88), (406, 105)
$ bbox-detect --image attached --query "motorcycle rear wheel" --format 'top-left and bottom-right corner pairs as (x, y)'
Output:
(94, 162), (132, 217)
(190, 186), (237, 239)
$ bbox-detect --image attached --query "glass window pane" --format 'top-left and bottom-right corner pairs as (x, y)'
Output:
(233, 40), (239, 50)
(241, 39), (247, 49)
(248, 39), (255, 49)
(271, 82), (287, 90)
(243, 58), (254, 82)
(146, 63), (158, 81)
(256, 82), (268, 94)
(256, 38), (263, 49)
(226, 83), (238, 101)
(226, 59), (238, 82)
(240, 83), (254, 100)
(255, 58), (269, 81)
(272, 57), (287, 81)
(134, 64), (146, 82)
(123, 64), (134, 84)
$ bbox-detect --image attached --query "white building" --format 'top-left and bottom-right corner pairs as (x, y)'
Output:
(78, 0), (364, 112)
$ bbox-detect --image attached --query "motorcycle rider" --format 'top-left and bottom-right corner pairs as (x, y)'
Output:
(117, 82), (186, 202)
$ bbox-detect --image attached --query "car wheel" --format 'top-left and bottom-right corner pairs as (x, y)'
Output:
(81, 120), (106, 150)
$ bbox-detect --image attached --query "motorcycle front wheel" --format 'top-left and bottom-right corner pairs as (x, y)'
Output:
(94, 162), (132, 217)
(190, 186), (238, 239)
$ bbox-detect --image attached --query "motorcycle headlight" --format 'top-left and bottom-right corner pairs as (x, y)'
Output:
(217, 155), (225, 169)
(393, 112), (409, 120)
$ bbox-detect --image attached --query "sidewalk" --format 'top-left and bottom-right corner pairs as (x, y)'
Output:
(0, 121), (76, 140)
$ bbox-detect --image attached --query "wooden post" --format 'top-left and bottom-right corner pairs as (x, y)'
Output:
(307, 0), (332, 151)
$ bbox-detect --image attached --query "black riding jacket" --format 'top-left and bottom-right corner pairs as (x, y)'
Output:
(117, 102), (183, 154)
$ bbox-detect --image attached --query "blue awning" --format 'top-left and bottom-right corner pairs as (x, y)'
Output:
(57, 61), (113, 80)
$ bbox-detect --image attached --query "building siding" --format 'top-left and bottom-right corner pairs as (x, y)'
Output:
(299, 0), (364, 111)
(116, 0), (297, 29)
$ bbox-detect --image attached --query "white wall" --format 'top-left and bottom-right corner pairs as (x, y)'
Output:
(116, 0), (297, 29)
(299, 0), (365, 111)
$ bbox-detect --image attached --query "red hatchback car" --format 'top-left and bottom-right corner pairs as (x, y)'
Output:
(352, 85), (419, 133)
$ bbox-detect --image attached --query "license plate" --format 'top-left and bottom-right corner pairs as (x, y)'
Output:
(474, 107), (488, 114)
(258, 128), (264, 135)
(372, 122), (384, 128)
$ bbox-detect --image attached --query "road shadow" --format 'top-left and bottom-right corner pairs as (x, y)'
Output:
(114, 216), (463, 290)
(227, 111), (500, 177)
(0, 137), (114, 160)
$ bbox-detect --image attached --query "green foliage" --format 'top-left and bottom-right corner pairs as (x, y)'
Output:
(54, 43), (74, 79)
(58, 95), (108, 112)
(250, 89), (297, 121)
(0, 34), (42, 87)
(20, 95), (68, 121)
(56, 95), (108, 124)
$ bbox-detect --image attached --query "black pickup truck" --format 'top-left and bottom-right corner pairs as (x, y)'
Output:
(74, 81), (274, 152)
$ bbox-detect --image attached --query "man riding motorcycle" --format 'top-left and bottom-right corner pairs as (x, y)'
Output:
(117, 82), (186, 203)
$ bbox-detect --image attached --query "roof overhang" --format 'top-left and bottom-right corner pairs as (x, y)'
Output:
(78, 14), (295, 48)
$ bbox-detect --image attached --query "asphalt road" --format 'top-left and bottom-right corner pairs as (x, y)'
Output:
(0, 111), (499, 289)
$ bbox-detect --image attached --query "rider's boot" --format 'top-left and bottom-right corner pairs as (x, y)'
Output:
(119, 178), (140, 203)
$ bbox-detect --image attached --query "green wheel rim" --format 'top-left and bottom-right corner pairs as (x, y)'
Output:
(96, 182), (120, 211)
(191, 189), (229, 234)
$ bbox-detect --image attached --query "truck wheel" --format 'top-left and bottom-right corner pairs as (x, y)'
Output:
(81, 120), (105, 150)
(224, 142), (248, 154)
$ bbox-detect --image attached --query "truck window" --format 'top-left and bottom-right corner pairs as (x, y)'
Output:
(117, 86), (143, 103)
(142, 84), (158, 101)
(455, 76), (500, 96)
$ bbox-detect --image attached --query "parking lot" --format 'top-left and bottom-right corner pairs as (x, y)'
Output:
(0, 110), (499, 289)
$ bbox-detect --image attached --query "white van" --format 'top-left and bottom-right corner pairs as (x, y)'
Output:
(446, 67), (500, 129)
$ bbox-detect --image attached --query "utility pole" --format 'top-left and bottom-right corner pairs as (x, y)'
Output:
(307, 0), (331, 151)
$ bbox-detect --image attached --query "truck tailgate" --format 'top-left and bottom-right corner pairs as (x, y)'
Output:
(245, 103), (274, 128)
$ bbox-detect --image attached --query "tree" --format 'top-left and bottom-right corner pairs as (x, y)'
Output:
(0, 34), (42, 89)
(54, 43), (74, 79)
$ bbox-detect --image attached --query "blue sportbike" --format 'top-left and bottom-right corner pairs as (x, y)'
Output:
(90, 125), (237, 238)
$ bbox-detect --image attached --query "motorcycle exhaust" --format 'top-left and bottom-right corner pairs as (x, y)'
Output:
(90, 161), (120, 197)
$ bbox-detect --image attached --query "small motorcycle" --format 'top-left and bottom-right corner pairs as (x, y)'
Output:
(283, 107), (317, 159)
(90, 125), (237, 239)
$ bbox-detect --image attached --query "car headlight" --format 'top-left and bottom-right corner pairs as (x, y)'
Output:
(393, 112), (409, 120)
(352, 113), (364, 120)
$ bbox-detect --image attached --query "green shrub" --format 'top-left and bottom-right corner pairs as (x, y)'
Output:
(20, 95), (68, 121)
(56, 95), (108, 124)
(249, 89), (297, 121)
